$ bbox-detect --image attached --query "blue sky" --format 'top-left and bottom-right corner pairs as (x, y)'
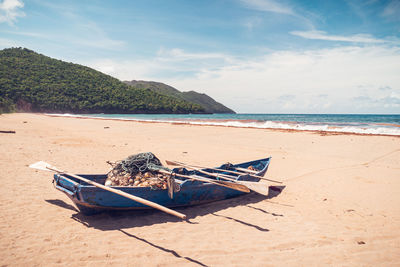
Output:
(1, 0), (400, 113)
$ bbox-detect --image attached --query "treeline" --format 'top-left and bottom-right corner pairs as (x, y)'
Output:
(0, 96), (15, 113)
(0, 48), (205, 114)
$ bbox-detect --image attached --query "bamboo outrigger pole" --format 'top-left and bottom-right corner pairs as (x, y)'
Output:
(166, 160), (282, 184)
(165, 160), (270, 195)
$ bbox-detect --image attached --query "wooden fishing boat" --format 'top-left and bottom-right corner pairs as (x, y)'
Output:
(53, 157), (271, 215)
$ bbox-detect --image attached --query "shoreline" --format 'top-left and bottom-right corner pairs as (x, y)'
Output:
(44, 113), (400, 138)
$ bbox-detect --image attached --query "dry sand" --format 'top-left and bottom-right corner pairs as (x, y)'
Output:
(0, 113), (399, 266)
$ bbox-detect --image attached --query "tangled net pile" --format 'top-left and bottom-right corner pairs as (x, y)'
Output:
(105, 152), (171, 189)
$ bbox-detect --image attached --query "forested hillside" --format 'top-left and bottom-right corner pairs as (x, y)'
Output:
(124, 80), (235, 114)
(0, 48), (205, 114)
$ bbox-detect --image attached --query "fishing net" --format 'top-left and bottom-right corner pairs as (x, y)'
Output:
(105, 152), (179, 197)
(109, 152), (163, 175)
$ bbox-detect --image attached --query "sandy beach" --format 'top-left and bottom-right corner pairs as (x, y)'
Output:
(0, 113), (399, 266)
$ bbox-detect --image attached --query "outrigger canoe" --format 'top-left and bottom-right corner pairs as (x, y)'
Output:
(53, 157), (271, 215)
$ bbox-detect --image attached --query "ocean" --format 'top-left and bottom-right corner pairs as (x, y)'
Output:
(52, 113), (400, 136)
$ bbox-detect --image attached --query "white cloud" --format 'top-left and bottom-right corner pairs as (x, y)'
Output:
(353, 92), (400, 109)
(157, 48), (233, 62)
(382, 0), (400, 21)
(86, 46), (400, 113)
(85, 49), (235, 81)
(26, 1), (125, 50)
(1, 27), (125, 51)
(0, 37), (19, 47)
(290, 30), (389, 44)
(381, 93), (400, 107)
(243, 17), (263, 31)
(239, 0), (317, 33)
(239, 0), (294, 15)
(1, 30), (48, 38)
(379, 86), (393, 91)
(0, 0), (24, 25)
(65, 20), (126, 50)
(70, 36), (125, 50)
(162, 46), (400, 113)
(85, 59), (155, 81)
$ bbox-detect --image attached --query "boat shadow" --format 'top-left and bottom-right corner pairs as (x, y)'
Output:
(45, 199), (79, 212)
(117, 229), (209, 267)
(45, 186), (284, 267)
(46, 186), (285, 231)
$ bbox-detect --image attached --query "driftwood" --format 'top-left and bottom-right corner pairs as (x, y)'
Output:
(0, 130), (16, 134)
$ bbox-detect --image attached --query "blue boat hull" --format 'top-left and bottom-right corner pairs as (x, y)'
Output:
(53, 157), (271, 215)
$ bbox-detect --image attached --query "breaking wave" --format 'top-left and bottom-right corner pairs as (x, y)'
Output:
(46, 113), (400, 136)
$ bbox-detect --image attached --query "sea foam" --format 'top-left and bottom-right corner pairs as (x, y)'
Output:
(46, 113), (400, 136)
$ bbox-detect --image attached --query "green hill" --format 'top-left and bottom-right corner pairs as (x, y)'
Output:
(0, 48), (205, 114)
(124, 80), (235, 114)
